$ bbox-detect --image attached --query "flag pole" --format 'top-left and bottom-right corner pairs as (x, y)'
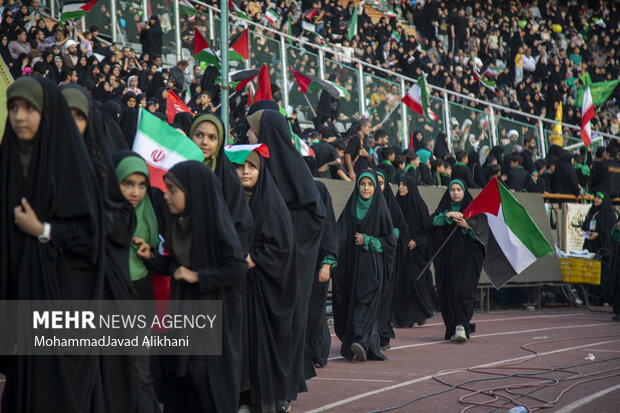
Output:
(378, 102), (399, 126)
(302, 93), (318, 118)
(416, 226), (457, 280)
(213, 90), (239, 111)
(220, 0), (230, 144)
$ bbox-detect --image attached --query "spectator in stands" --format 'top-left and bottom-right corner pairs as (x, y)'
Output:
(520, 136), (536, 173)
(8, 28), (30, 59)
(169, 59), (188, 92)
(591, 146), (620, 198)
(62, 39), (79, 69)
(451, 150), (478, 189)
(506, 152), (534, 192)
(140, 15), (162, 60)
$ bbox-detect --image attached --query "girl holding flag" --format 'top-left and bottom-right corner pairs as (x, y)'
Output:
(427, 180), (485, 343)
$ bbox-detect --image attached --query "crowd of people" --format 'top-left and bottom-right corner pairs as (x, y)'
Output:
(1, 1), (620, 413)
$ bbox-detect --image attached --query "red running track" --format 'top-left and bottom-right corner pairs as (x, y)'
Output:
(295, 308), (620, 413)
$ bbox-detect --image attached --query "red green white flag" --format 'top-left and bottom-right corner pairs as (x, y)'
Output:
(224, 144), (270, 164)
(291, 67), (349, 98)
(473, 66), (497, 95)
(401, 76), (438, 121)
(580, 85), (594, 146)
(60, 0), (100, 23)
(229, 0), (250, 21)
(194, 27), (220, 68)
(463, 177), (554, 288)
(132, 109), (204, 191)
(229, 28), (249, 61)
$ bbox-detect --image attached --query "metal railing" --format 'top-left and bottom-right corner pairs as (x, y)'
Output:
(46, 0), (618, 153)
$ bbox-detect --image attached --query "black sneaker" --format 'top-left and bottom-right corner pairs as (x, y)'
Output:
(380, 343), (391, 350)
(418, 320), (426, 326)
(351, 342), (367, 362)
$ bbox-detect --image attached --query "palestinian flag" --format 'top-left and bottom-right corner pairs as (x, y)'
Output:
(264, 9), (279, 26)
(473, 66), (497, 95)
(229, 68), (259, 92)
(463, 177), (554, 289)
(194, 27), (220, 68)
(401, 76), (438, 121)
(229, 28), (249, 61)
(390, 30), (401, 42)
(60, 0), (100, 23)
(291, 67), (349, 99)
(229, 0), (250, 21)
(224, 144), (270, 164)
(179, 0), (197, 21)
(166, 90), (194, 124)
(348, 5), (358, 41)
(132, 109), (204, 191)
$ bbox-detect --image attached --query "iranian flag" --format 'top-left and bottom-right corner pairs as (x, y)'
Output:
(60, 0), (100, 23)
(224, 144), (270, 164)
(390, 30), (401, 42)
(132, 109), (204, 191)
(580, 85), (594, 146)
(291, 67), (349, 98)
(293, 134), (315, 157)
(166, 90), (194, 124)
(194, 27), (220, 68)
(463, 177), (554, 288)
(484, 66), (502, 77)
(229, 28), (249, 61)
(264, 9), (279, 26)
(473, 66), (497, 95)
(385, 10), (398, 18)
(402, 76), (438, 121)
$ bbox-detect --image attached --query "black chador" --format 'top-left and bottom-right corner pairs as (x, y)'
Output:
(157, 161), (247, 413)
(332, 171), (396, 361)
(392, 176), (435, 328)
(426, 179), (485, 341)
(305, 181), (338, 374)
(247, 109), (326, 400)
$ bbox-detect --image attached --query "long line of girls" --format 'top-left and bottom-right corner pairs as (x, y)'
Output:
(1, 76), (488, 413)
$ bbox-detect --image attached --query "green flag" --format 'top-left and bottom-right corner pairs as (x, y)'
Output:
(575, 79), (619, 106)
(348, 6), (358, 41)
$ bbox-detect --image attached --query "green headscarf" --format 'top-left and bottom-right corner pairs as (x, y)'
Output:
(189, 113), (224, 172)
(596, 192), (604, 200)
(115, 156), (158, 281)
(448, 179), (466, 211)
(416, 149), (431, 164)
(356, 171), (376, 219)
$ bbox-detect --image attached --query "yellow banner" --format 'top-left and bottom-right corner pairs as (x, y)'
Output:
(0, 55), (14, 141)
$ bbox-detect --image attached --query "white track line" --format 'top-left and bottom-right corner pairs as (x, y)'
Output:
(554, 383), (620, 413)
(327, 322), (611, 360)
(308, 335), (620, 412)
(313, 378), (395, 383)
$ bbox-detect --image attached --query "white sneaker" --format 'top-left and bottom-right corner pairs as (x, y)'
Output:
(450, 325), (467, 343)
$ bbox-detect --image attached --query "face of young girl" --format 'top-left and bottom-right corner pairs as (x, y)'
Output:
(191, 121), (219, 160)
(164, 177), (186, 215)
(120, 173), (147, 207)
(8, 98), (41, 141)
(235, 161), (259, 190)
(359, 177), (375, 200)
(449, 183), (464, 202)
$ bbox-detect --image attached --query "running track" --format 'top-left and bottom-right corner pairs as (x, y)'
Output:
(295, 308), (620, 413)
